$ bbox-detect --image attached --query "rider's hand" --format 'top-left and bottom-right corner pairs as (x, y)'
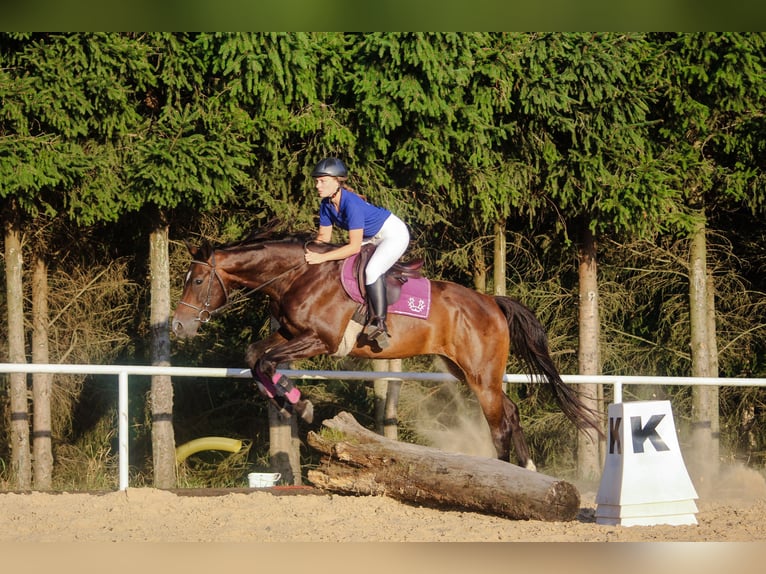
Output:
(305, 250), (323, 265)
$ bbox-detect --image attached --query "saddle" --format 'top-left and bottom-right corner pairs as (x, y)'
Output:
(353, 243), (424, 305)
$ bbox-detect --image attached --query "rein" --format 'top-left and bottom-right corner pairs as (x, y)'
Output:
(178, 249), (304, 324)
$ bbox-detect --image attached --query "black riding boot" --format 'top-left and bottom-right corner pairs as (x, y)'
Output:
(365, 276), (390, 347)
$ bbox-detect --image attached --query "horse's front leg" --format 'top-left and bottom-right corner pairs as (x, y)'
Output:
(246, 331), (330, 423)
(247, 330), (330, 377)
(245, 331), (289, 375)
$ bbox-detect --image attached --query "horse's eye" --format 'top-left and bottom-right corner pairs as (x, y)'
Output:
(194, 278), (204, 285)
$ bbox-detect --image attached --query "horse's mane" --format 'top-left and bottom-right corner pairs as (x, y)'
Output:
(212, 218), (316, 251)
(192, 219), (339, 256)
(217, 231), (314, 251)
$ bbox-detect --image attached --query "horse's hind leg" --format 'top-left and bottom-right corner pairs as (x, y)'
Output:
(476, 385), (536, 470)
(477, 383), (535, 469)
(500, 393), (536, 471)
(444, 359), (535, 469)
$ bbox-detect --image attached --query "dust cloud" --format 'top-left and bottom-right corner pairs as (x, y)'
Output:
(692, 457), (766, 502)
(403, 381), (497, 459)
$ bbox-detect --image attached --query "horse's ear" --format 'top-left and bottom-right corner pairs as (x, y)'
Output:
(200, 240), (212, 259)
(184, 239), (211, 260)
(184, 239), (200, 257)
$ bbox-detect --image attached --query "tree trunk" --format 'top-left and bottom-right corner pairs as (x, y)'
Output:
(688, 213), (718, 485)
(32, 254), (53, 490)
(472, 240), (486, 293)
(706, 267), (719, 379)
(373, 358), (401, 440)
(576, 225), (602, 481)
(705, 265), (720, 458)
(5, 221), (32, 489)
(493, 220), (506, 296)
(493, 221), (507, 394)
(307, 412), (580, 522)
(149, 215), (176, 488)
(384, 359), (402, 440)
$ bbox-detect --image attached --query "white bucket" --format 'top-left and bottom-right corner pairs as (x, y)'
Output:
(247, 472), (281, 488)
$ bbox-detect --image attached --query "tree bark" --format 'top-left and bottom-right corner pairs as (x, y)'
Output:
(688, 213), (719, 483)
(149, 215), (176, 488)
(705, 265), (720, 458)
(5, 220), (32, 489)
(706, 267), (719, 379)
(576, 226), (603, 480)
(307, 412), (581, 522)
(493, 220), (507, 394)
(493, 220), (506, 296)
(472, 240), (486, 293)
(32, 254), (53, 490)
(384, 359), (401, 440)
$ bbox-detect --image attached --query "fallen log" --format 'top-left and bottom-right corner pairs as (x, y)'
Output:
(306, 411), (580, 521)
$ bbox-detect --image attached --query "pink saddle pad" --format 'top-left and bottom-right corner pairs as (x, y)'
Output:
(341, 254), (431, 320)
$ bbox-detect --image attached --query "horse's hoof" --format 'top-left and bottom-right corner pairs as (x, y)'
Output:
(295, 399), (314, 424)
(525, 459), (537, 472)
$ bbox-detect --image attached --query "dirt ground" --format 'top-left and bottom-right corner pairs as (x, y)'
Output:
(2, 463), (766, 543)
(3, 466), (766, 574)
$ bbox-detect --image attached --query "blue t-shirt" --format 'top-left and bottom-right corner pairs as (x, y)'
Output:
(319, 189), (391, 239)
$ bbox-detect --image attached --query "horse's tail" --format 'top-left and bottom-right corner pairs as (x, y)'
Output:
(494, 296), (604, 439)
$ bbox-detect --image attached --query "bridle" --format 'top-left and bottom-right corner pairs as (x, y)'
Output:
(177, 250), (229, 324)
(177, 248), (304, 324)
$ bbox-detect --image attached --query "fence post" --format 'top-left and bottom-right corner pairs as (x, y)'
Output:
(614, 380), (623, 404)
(118, 370), (129, 490)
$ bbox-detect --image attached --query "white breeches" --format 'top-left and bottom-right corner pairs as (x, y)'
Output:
(364, 215), (410, 285)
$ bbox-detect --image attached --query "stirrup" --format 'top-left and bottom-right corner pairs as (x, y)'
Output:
(364, 319), (390, 348)
(364, 318), (388, 337)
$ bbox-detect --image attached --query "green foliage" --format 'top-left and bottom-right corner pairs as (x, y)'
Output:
(650, 32), (766, 214)
(0, 33), (151, 222)
(514, 33), (686, 239)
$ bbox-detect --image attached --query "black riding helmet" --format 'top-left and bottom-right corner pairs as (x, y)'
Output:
(311, 157), (348, 179)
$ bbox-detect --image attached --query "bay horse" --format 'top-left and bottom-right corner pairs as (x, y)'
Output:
(171, 231), (602, 469)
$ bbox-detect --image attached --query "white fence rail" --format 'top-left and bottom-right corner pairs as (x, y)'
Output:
(2, 362), (765, 491)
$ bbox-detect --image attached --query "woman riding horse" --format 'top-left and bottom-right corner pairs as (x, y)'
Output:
(303, 157), (410, 348)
